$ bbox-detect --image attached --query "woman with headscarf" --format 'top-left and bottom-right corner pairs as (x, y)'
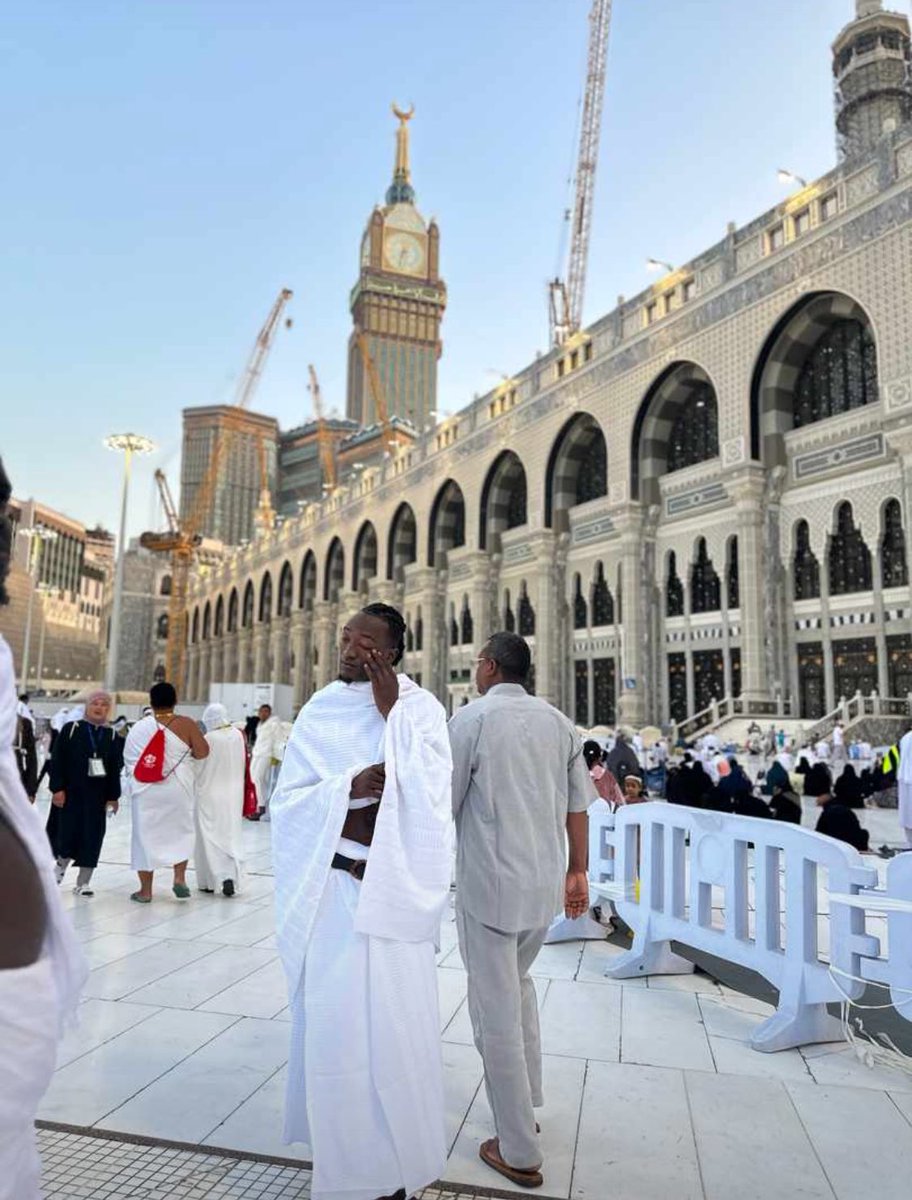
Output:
(0, 456), (87, 1197)
(194, 703), (246, 897)
(834, 763), (865, 809)
(583, 739), (624, 807)
(45, 689), (122, 896)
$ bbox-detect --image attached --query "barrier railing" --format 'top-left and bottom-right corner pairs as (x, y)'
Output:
(570, 803), (912, 1053)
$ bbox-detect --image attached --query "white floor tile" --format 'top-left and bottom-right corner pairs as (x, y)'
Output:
(203, 1064), (307, 1159)
(621, 988), (714, 1072)
(538, 979), (620, 1062)
(58, 999), (161, 1068)
(126, 944), (277, 1010)
(709, 1035), (813, 1082)
(79, 932), (164, 971)
(445, 1052), (585, 1198)
(39, 1008), (238, 1126)
(698, 994), (775, 1042)
(96, 1017), (289, 1142)
(81, 938), (224, 1001)
(529, 940), (584, 981)
(788, 1081), (912, 1200)
(576, 938), (648, 987)
(647, 971), (722, 996)
(441, 1040), (484, 1149)
(196, 957), (288, 1019)
(685, 1071), (834, 1199)
(890, 1089), (912, 1126)
(802, 1043), (912, 1093)
(438, 966), (468, 1033)
(571, 1062), (702, 1200)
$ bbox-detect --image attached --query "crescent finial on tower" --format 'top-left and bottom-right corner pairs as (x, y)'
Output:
(387, 102), (416, 205)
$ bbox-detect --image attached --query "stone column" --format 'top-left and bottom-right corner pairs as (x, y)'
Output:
(872, 541), (890, 698)
(290, 611), (309, 708)
(730, 468), (771, 704)
(209, 638), (224, 688)
(615, 506), (648, 726)
(367, 578), (397, 607)
(253, 627), (270, 682)
(820, 568), (836, 714)
(198, 643), (211, 702)
(186, 645), (200, 702)
(271, 620), (290, 686)
(237, 629), (254, 683)
(530, 531), (559, 705)
(408, 567), (442, 699)
(312, 601), (334, 691)
(467, 553), (495, 650)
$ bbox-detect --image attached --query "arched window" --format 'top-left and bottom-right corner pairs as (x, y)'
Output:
(191, 609), (200, 644)
(794, 521), (820, 600)
(518, 583), (535, 636)
(406, 619), (414, 653)
(202, 603), (211, 640)
(591, 563), (614, 626)
(415, 609), (423, 652)
(667, 383), (719, 473)
(450, 605), (459, 647)
(794, 320), (877, 429)
(573, 574), (587, 630)
(429, 480), (466, 566)
(666, 552), (684, 618)
(278, 563), (293, 617)
(504, 589), (515, 633)
(214, 596), (224, 637)
(480, 452), (527, 549)
(324, 539), (345, 602)
(153, 662), (166, 682)
(545, 413), (607, 527)
(242, 583), (254, 628)
(156, 614), (169, 640)
(299, 553), (317, 611)
(881, 499), (908, 588)
(690, 539), (721, 613)
(387, 503), (417, 580)
(576, 436), (607, 506)
(829, 503), (873, 595)
(160, 575), (172, 597)
(461, 597), (474, 645)
(353, 522), (378, 593)
(259, 574), (273, 624)
(227, 590), (239, 633)
(727, 537), (739, 609)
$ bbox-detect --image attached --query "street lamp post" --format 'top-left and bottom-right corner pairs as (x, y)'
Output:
(104, 433), (156, 693)
(19, 528), (57, 690)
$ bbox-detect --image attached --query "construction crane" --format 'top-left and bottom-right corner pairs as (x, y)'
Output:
(308, 364), (338, 492)
(141, 286), (293, 689)
(549, 0), (612, 347)
(354, 329), (397, 453)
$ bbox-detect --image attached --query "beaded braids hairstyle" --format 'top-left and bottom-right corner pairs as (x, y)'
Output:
(0, 458), (12, 607)
(361, 603), (406, 666)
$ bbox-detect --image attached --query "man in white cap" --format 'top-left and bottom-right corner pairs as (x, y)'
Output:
(195, 703), (246, 897)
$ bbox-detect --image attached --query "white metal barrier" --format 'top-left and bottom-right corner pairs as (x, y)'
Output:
(571, 802), (907, 1052)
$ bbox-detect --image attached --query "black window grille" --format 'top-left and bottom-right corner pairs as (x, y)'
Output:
(591, 563), (614, 625)
(667, 383), (719, 473)
(829, 503), (873, 595)
(794, 521), (821, 600)
(794, 319), (877, 429)
(881, 499), (908, 588)
(690, 539), (721, 613)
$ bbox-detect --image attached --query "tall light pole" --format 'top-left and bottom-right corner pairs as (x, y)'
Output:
(35, 582), (51, 693)
(104, 433), (156, 693)
(19, 528), (57, 691)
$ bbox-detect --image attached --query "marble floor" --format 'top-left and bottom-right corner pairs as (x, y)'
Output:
(38, 797), (912, 1200)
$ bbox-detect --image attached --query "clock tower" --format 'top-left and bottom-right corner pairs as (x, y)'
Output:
(346, 105), (446, 429)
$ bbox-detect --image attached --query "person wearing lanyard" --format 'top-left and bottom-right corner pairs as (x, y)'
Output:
(46, 690), (122, 896)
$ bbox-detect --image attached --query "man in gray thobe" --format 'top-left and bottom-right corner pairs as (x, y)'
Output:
(448, 632), (591, 1190)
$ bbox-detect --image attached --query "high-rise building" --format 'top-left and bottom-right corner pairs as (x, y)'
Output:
(276, 416), (359, 515)
(833, 1), (912, 161)
(180, 405), (279, 546)
(346, 106), (446, 430)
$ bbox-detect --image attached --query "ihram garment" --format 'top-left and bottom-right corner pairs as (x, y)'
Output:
(0, 635), (86, 1199)
(270, 676), (453, 1200)
(251, 715), (283, 812)
(194, 707), (246, 891)
(123, 715), (196, 870)
(897, 728), (912, 846)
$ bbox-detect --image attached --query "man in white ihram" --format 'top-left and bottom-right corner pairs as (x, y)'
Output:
(271, 603), (453, 1200)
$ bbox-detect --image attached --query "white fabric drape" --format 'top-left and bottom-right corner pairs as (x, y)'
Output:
(194, 724), (246, 890)
(123, 715), (196, 870)
(0, 635), (87, 1199)
(898, 728), (912, 831)
(270, 676), (453, 1200)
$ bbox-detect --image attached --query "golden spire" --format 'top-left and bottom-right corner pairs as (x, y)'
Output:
(387, 103), (416, 205)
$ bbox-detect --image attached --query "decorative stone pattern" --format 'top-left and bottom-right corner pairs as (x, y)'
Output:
(793, 433), (885, 480)
(572, 515), (616, 545)
(666, 482), (728, 517)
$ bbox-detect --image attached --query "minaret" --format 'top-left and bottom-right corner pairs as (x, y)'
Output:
(345, 106), (446, 430)
(832, 0), (912, 161)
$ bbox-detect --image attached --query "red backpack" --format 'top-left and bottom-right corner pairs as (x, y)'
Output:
(134, 727), (165, 783)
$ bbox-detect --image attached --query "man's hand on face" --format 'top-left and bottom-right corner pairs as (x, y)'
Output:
(363, 648), (399, 719)
(350, 763), (385, 800)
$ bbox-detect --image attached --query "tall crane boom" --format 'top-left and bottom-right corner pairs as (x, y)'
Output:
(308, 364), (338, 492)
(354, 330), (396, 452)
(234, 287), (293, 410)
(550, 0), (612, 346)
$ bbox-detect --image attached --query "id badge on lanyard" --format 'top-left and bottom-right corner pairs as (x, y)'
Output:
(88, 756), (106, 778)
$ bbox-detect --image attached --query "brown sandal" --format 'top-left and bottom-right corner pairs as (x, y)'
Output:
(479, 1137), (543, 1189)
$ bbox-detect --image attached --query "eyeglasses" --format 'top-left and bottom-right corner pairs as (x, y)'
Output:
(474, 656), (495, 667)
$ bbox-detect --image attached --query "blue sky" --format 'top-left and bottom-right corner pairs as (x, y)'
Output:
(1, 0), (877, 538)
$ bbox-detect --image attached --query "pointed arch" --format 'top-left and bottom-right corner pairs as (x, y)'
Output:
(387, 502), (417, 580)
(545, 412), (607, 529)
(428, 479), (466, 566)
(202, 601), (212, 640)
(228, 588), (239, 633)
(299, 551), (317, 610)
(324, 538), (345, 603)
(828, 501), (873, 595)
(573, 573), (588, 629)
(479, 451), (528, 550)
(242, 581), (255, 628)
(690, 538), (721, 613)
(259, 572), (273, 623)
(881, 497), (908, 588)
(278, 561), (294, 618)
(631, 362), (719, 505)
(666, 550), (684, 617)
(191, 607), (200, 644)
(214, 594), (224, 637)
(353, 521), (378, 593)
(591, 562), (614, 626)
(793, 520), (820, 600)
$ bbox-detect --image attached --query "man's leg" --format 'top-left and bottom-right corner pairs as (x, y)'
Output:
(75, 866), (94, 893)
(54, 857), (71, 885)
(456, 905), (540, 1171)
(517, 925), (550, 1110)
(135, 870), (153, 900)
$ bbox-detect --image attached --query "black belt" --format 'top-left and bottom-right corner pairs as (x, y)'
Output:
(331, 852), (366, 881)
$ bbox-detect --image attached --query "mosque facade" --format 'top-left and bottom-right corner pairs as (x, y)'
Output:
(182, 2), (912, 730)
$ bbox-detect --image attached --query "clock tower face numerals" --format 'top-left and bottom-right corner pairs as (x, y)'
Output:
(384, 231), (424, 275)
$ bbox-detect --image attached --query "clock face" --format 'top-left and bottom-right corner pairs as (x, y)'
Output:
(384, 232), (424, 274)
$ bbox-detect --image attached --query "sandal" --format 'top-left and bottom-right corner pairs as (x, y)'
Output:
(479, 1137), (543, 1189)
(173, 883), (191, 899)
(130, 892), (152, 904)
